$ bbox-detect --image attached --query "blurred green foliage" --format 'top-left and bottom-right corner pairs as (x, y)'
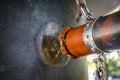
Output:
(106, 57), (120, 76)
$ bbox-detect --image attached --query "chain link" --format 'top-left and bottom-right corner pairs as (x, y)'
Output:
(92, 53), (106, 80)
(75, 0), (93, 22)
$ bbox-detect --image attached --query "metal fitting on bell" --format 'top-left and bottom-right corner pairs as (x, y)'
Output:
(59, 24), (92, 58)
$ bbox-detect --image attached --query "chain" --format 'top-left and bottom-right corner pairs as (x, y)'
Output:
(75, 0), (93, 22)
(92, 53), (106, 80)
